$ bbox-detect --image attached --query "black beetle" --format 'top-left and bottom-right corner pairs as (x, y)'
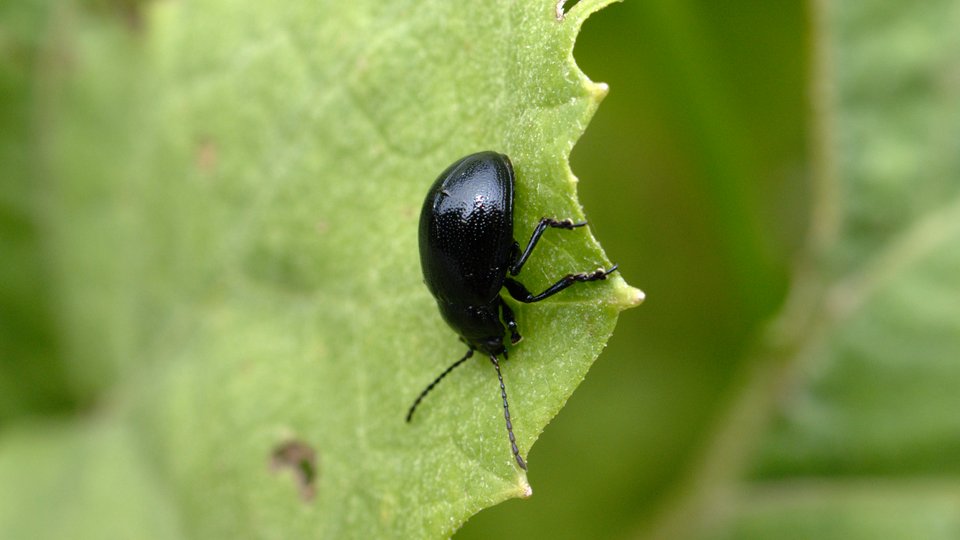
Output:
(406, 151), (617, 470)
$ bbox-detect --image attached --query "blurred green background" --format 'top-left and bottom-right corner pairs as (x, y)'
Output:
(5, 0), (960, 538)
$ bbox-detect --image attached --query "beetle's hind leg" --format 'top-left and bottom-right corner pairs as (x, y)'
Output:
(499, 296), (522, 344)
(503, 264), (618, 304)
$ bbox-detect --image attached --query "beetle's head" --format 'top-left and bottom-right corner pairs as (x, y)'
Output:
(473, 335), (506, 357)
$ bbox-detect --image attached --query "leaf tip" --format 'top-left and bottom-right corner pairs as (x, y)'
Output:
(518, 478), (533, 499)
(616, 284), (645, 309)
(593, 81), (609, 98)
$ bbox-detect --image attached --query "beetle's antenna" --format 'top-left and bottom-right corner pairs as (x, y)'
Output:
(490, 354), (527, 470)
(406, 349), (474, 423)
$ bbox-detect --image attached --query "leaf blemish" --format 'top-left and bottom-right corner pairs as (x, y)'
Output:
(555, 0), (583, 21)
(195, 137), (218, 173)
(270, 440), (319, 502)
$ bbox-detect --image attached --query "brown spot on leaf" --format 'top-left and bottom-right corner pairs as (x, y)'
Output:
(195, 138), (218, 173)
(270, 439), (318, 502)
(86, 0), (146, 33)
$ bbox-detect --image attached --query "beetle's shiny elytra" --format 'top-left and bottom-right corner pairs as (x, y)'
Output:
(406, 151), (618, 470)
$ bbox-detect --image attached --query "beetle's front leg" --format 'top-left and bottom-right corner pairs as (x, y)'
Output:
(499, 296), (521, 344)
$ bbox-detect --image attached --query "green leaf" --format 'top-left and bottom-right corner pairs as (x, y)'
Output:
(639, 1), (960, 538)
(0, 0), (640, 538)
